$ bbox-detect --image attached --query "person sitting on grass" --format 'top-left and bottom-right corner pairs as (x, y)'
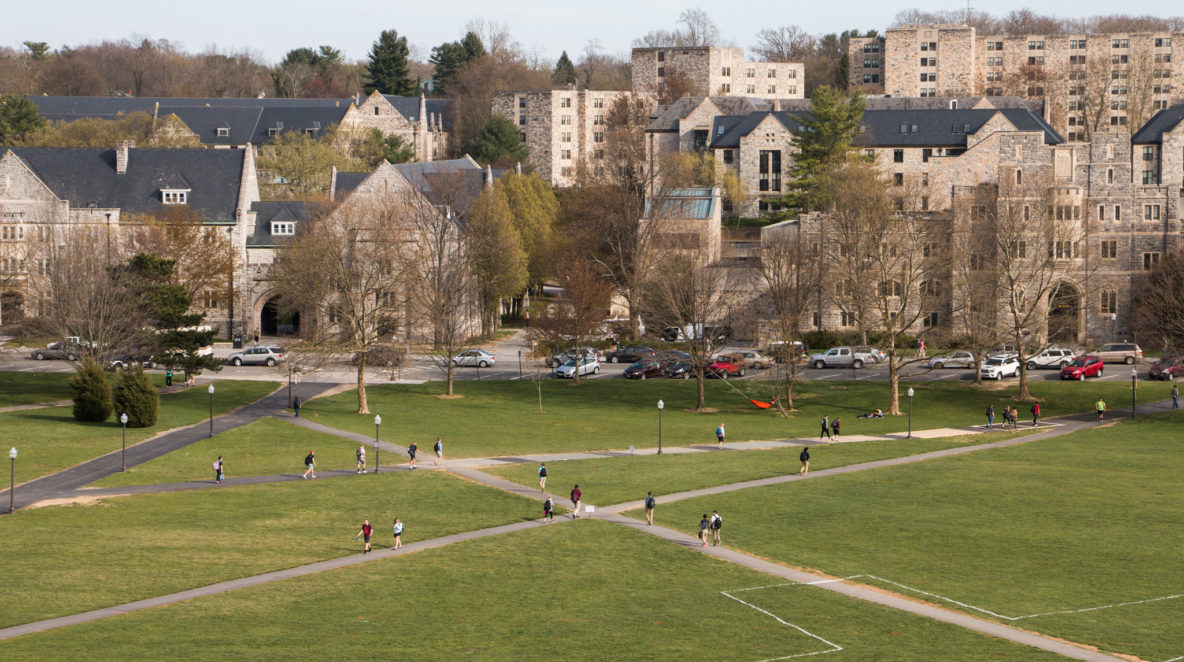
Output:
(858, 409), (885, 419)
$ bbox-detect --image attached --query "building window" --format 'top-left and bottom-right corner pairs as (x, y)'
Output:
(592, 98), (604, 108)
(162, 190), (188, 205)
(559, 97), (571, 108)
(721, 66), (730, 76)
(1144, 204), (1161, 220)
(518, 97), (527, 109)
(840, 312), (856, 327)
(746, 68), (755, 78)
(1112, 38), (1130, 48)
(1015, 169), (1022, 185)
(1142, 170), (1157, 184)
(722, 149), (734, 164)
(657, 51), (665, 62)
(759, 150), (782, 191)
(1008, 241), (1027, 258)
(657, 67), (664, 78)
(893, 149), (904, 163)
(1101, 240), (1117, 258)
(921, 172), (929, 187)
(719, 83), (731, 94)
(893, 172), (904, 186)
(560, 149), (572, 160)
(1098, 204), (1106, 220)
(217, 127), (229, 137)
(560, 115), (571, 126)
(518, 115), (526, 126)
(767, 85), (776, 94)
(1143, 146), (1155, 161)
(1143, 252), (1161, 270)
(271, 222), (294, 235)
(1100, 291), (1117, 314)
(561, 132), (571, 143)
(922, 312), (939, 327)
(1114, 205), (1122, 220)
(593, 132), (603, 143)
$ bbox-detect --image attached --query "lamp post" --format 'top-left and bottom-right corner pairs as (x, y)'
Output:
(8, 447), (16, 514)
(207, 384), (215, 438)
(120, 412), (128, 472)
(373, 414), (382, 474)
(657, 400), (664, 455)
(1130, 368), (1138, 419)
(907, 387), (915, 439)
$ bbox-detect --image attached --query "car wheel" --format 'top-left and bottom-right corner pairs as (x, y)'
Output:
(266, 358), (277, 367)
(934, 362), (944, 369)
(1097, 369), (1103, 378)
(814, 360), (825, 369)
(592, 366), (599, 374)
(681, 373), (689, 379)
(553, 360), (561, 368)
(67, 354), (77, 361)
(853, 359), (864, 369)
(640, 373), (646, 380)
(610, 356), (618, 363)
(738, 368), (746, 377)
(1027, 361), (1037, 370)
(1124, 356), (1135, 365)
(720, 372), (728, 380)
(1166, 373), (1174, 381)
(1059, 361), (1069, 368)
(1078, 373), (1085, 381)
(232, 357), (242, 366)
(479, 361), (488, 368)
(35, 352), (45, 360)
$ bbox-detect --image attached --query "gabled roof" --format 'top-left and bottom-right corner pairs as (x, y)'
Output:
(708, 111), (807, 148)
(647, 96), (770, 132)
(5, 147), (246, 222)
(332, 157), (500, 225)
(156, 106), (262, 146)
(382, 96), (453, 130)
(1131, 105), (1184, 144)
(248, 200), (320, 247)
(854, 108), (1062, 147)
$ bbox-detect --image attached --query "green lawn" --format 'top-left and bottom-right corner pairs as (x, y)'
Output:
(90, 417), (363, 487)
(0, 372), (76, 407)
(0, 521), (1065, 661)
(0, 470), (536, 628)
(485, 430), (1032, 507)
(2, 380), (278, 486)
(643, 410), (1184, 662)
(302, 378), (1150, 458)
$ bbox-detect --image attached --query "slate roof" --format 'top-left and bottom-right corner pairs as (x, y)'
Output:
(1131, 104), (1184, 144)
(647, 96), (770, 132)
(332, 157), (501, 225)
(854, 108), (1062, 147)
(5, 147), (246, 222)
(383, 96), (452, 130)
(709, 111), (807, 148)
(248, 201), (321, 247)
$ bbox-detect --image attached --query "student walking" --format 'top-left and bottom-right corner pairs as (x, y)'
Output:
(917, 338), (926, 358)
(165, 369), (173, 387)
(1030, 402), (1040, 426)
(543, 496), (554, 523)
(302, 450), (316, 479)
(293, 396), (301, 418)
(570, 485), (582, 518)
(986, 404), (995, 430)
(715, 423), (726, 449)
(831, 417), (840, 438)
(820, 415), (832, 440)
(1172, 385), (1179, 409)
(356, 445), (366, 474)
(644, 492), (656, 525)
(710, 510), (722, 546)
(698, 514), (711, 547)
(538, 463), (548, 491)
(1096, 397), (1106, 421)
(355, 519), (373, 553)
(392, 518), (403, 549)
(433, 437), (443, 465)
(799, 447), (810, 476)
(212, 455), (224, 484)
(407, 441), (418, 469)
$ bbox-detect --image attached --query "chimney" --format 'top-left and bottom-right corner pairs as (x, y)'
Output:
(773, 98), (781, 112)
(484, 165), (493, 189)
(115, 140), (134, 174)
(515, 161), (522, 175)
(329, 166), (338, 201)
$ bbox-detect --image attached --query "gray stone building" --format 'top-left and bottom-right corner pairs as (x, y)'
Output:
(631, 47), (804, 99)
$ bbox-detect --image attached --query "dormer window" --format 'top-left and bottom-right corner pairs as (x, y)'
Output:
(271, 222), (295, 236)
(217, 127), (230, 137)
(162, 189), (189, 205)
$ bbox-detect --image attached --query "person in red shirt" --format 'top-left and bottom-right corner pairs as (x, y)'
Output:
(355, 519), (373, 553)
(1030, 402), (1041, 427)
(570, 485), (582, 519)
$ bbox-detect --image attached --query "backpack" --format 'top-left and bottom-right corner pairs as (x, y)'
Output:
(212, 461), (219, 470)
(539, 466), (547, 477)
(645, 496), (655, 508)
(304, 454), (314, 465)
(407, 445), (415, 457)
(711, 515), (722, 530)
(434, 440), (442, 453)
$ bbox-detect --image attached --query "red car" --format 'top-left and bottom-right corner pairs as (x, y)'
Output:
(1060, 355), (1104, 380)
(1149, 355), (1184, 381)
(707, 355), (747, 379)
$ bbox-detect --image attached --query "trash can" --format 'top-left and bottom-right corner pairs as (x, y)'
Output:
(232, 334), (244, 349)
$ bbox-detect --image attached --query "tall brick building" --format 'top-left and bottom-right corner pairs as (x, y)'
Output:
(631, 46), (804, 99)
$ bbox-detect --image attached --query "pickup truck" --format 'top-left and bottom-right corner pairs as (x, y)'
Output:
(809, 346), (875, 369)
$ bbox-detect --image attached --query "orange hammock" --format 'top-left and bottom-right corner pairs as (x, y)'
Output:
(749, 398), (774, 409)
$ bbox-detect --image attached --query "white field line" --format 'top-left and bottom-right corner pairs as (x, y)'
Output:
(721, 586), (844, 662)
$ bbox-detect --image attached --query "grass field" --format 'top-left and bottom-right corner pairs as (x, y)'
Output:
(1, 380), (279, 486)
(0, 521), (1067, 661)
(641, 410), (1184, 661)
(0, 372), (76, 407)
(484, 430), (1032, 507)
(90, 417), (363, 487)
(302, 378), (1151, 458)
(0, 470), (538, 628)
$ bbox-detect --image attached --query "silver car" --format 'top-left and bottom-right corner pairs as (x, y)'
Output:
(227, 345), (286, 366)
(453, 349), (496, 367)
(927, 351), (975, 368)
(1026, 348), (1074, 370)
(555, 357), (600, 378)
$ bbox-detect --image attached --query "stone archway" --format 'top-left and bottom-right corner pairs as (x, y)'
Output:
(260, 295), (300, 336)
(1047, 282), (1082, 345)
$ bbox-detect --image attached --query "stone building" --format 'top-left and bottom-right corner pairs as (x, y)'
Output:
(849, 25), (1183, 140)
(631, 47), (804, 99)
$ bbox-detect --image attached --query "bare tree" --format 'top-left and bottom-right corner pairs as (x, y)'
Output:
(751, 26), (817, 62)
(122, 206), (236, 308)
(756, 222), (821, 410)
(529, 256), (611, 385)
(1130, 251), (1184, 355)
(949, 212), (1006, 383)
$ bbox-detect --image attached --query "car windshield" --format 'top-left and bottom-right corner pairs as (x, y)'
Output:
(984, 358), (1003, 366)
(1068, 359), (1087, 367)
(562, 360), (577, 368)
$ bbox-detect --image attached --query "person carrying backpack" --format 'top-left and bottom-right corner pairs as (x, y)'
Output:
(1030, 402), (1040, 427)
(212, 456), (224, 484)
(356, 445), (366, 474)
(820, 415), (832, 440)
(543, 496), (554, 523)
(644, 492), (656, 525)
(710, 510), (722, 546)
(407, 441), (418, 469)
(433, 437), (443, 465)
(698, 514), (710, 547)
(302, 450), (316, 479)
(831, 417), (840, 438)
(799, 447), (810, 476)
(570, 484), (582, 519)
(538, 463), (548, 491)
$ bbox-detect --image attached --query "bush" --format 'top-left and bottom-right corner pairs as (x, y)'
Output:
(112, 365), (159, 427)
(70, 357), (113, 422)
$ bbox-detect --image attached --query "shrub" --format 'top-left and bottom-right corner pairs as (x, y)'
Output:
(70, 357), (113, 422)
(112, 365), (159, 427)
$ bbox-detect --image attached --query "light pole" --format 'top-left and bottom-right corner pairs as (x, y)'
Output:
(373, 414), (382, 474)
(207, 384), (215, 438)
(120, 412), (128, 471)
(907, 387), (915, 439)
(657, 399), (664, 455)
(1130, 368), (1137, 419)
(8, 447), (16, 514)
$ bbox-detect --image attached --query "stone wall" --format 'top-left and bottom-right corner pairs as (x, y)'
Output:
(632, 47), (804, 100)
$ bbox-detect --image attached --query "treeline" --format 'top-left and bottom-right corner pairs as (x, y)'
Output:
(890, 8), (1184, 35)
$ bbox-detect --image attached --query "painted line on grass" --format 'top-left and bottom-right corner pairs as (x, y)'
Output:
(721, 587), (843, 661)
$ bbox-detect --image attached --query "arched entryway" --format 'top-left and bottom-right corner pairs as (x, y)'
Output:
(1047, 283), (1081, 344)
(260, 296), (300, 336)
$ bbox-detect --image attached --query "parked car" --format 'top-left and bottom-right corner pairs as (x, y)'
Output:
(1060, 355), (1104, 380)
(927, 351), (975, 369)
(764, 341), (808, 362)
(227, 345), (286, 366)
(808, 347), (872, 369)
(624, 358), (666, 380)
(732, 350), (773, 370)
(980, 355), (1020, 380)
(707, 355), (747, 379)
(555, 357), (600, 378)
(30, 342), (80, 361)
(606, 345), (658, 363)
(1093, 343), (1143, 365)
(658, 349), (691, 362)
(1149, 355), (1184, 381)
(452, 349), (496, 367)
(661, 360), (693, 379)
(1026, 347), (1075, 370)
(852, 345), (887, 364)
(986, 343), (1020, 358)
(109, 353), (155, 371)
(551, 347), (601, 367)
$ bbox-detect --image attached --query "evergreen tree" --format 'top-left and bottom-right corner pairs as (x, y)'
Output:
(774, 86), (865, 213)
(364, 29), (416, 96)
(0, 94), (46, 144)
(553, 51), (578, 87)
(113, 365), (159, 427)
(430, 32), (484, 96)
(70, 357), (113, 423)
(469, 114), (530, 165)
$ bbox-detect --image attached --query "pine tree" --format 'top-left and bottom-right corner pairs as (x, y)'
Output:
(469, 114), (530, 165)
(364, 29), (416, 96)
(113, 365), (159, 427)
(0, 94), (46, 144)
(553, 51), (578, 87)
(70, 357), (113, 423)
(774, 86), (865, 213)
(430, 32), (484, 96)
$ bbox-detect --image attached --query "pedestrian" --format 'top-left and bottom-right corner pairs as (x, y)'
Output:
(302, 449), (316, 479)
(831, 416), (840, 438)
(293, 396), (301, 418)
(165, 369), (173, 387)
(356, 445), (366, 474)
(433, 437), (443, 466)
(1172, 384), (1179, 409)
(524, 310), (531, 327)
(986, 404), (995, 430)
(538, 462), (548, 491)
(1030, 402), (1040, 426)
(715, 423), (726, 449)
(185, 372), (195, 387)
(698, 514), (710, 547)
(1006, 405), (1016, 430)
(355, 519), (373, 553)
(799, 447), (810, 476)
(644, 492), (656, 525)
(253, 330), (260, 345)
(1096, 397), (1106, 420)
(820, 415), (832, 440)
(918, 338), (926, 358)
(212, 455), (224, 484)
(407, 441), (418, 469)
(570, 484), (582, 518)
(710, 510), (722, 546)
(392, 517), (403, 549)
(543, 496), (554, 522)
